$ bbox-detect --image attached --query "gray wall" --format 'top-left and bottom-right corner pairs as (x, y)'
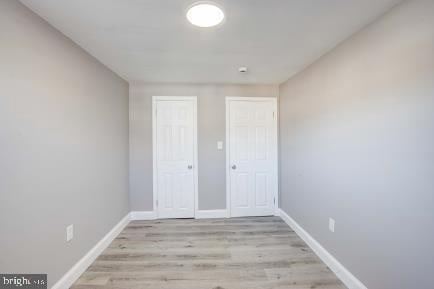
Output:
(0, 0), (130, 287)
(279, 1), (434, 289)
(129, 83), (278, 211)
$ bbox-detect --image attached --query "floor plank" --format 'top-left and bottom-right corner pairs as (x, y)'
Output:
(71, 217), (346, 289)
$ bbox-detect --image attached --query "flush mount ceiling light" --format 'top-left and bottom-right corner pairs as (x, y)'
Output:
(186, 2), (225, 28)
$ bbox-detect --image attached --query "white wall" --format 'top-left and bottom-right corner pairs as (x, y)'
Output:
(279, 1), (434, 288)
(0, 1), (130, 287)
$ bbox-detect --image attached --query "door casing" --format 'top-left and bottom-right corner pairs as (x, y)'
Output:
(225, 96), (279, 217)
(152, 96), (199, 218)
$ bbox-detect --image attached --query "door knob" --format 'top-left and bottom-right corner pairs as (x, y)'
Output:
(231, 165), (237, 170)
(188, 165), (193, 169)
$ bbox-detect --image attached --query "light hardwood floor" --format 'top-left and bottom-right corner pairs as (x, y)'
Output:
(71, 217), (346, 289)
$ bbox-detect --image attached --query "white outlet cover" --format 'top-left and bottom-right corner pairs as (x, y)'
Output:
(66, 224), (74, 242)
(217, 141), (223, 150)
(329, 218), (335, 233)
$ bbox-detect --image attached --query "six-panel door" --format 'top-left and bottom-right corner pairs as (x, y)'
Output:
(155, 99), (196, 218)
(228, 99), (277, 217)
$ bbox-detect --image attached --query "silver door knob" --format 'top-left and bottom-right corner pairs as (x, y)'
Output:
(231, 165), (237, 170)
(188, 165), (193, 169)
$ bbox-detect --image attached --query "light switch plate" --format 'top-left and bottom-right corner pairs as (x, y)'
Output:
(217, 141), (223, 150)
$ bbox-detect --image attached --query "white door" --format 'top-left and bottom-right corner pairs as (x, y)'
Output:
(227, 98), (277, 217)
(153, 97), (197, 219)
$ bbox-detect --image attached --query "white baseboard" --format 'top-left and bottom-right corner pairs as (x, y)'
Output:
(277, 209), (368, 289)
(131, 210), (228, 220)
(130, 210), (157, 220)
(56, 209), (361, 289)
(195, 209), (227, 219)
(51, 213), (130, 289)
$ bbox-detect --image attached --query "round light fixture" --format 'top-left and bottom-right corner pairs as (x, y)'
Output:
(186, 2), (225, 28)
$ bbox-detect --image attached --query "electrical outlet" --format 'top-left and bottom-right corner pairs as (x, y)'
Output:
(66, 224), (74, 242)
(329, 218), (335, 233)
(217, 141), (223, 150)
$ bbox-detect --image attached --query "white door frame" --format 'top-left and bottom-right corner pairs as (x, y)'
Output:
(152, 96), (199, 218)
(225, 96), (279, 217)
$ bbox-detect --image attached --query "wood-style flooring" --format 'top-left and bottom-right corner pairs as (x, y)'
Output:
(71, 217), (346, 289)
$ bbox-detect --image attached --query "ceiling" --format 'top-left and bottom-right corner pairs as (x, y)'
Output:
(20, 0), (402, 84)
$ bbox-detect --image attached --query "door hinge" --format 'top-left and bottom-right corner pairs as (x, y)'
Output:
(273, 197), (276, 205)
(273, 111), (276, 119)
